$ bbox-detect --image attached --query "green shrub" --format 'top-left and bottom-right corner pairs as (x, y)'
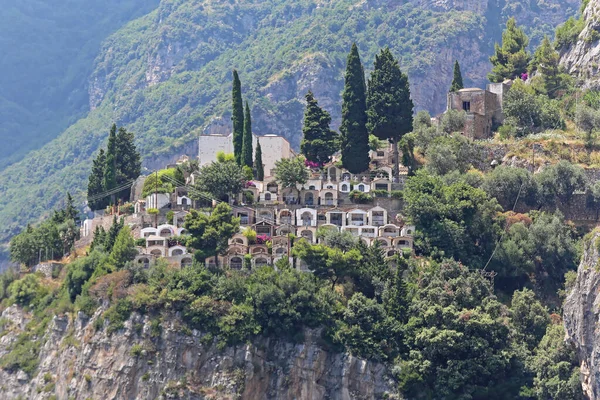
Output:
(372, 189), (389, 198)
(135, 238), (146, 247)
(104, 299), (132, 334)
(555, 16), (585, 50)
(390, 191), (403, 200)
(9, 274), (45, 307)
(349, 190), (373, 204)
(130, 344), (144, 357)
(166, 211), (174, 225)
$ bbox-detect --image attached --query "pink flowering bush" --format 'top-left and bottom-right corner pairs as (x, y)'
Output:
(256, 234), (271, 244)
(304, 160), (322, 169)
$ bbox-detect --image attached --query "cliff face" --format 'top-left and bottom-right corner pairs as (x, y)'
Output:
(564, 230), (600, 399)
(0, 306), (393, 400)
(560, 0), (600, 88)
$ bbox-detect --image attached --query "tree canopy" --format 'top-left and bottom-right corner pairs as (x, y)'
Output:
(300, 91), (338, 166)
(273, 156), (309, 189)
(489, 17), (531, 82)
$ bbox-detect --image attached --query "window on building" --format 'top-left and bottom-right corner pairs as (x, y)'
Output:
(462, 101), (471, 112)
(377, 151), (384, 157)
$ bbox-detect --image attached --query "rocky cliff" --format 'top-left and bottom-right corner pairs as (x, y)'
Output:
(0, 306), (393, 400)
(560, 0), (600, 88)
(564, 229), (600, 399)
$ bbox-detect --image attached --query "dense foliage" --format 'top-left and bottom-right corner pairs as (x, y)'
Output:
(10, 194), (80, 267)
(489, 18), (530, 82)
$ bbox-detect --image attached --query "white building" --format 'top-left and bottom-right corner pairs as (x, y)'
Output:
(198, 133), (295, 178)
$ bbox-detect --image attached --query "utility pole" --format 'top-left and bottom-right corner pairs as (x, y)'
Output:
(154, 170), (158, 228)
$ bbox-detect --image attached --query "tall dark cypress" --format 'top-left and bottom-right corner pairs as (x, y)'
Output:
(340, 43), (370, 174)
(450, 60), (464, 92)
(254, 139), (264, 181)
(232, 70), (244, 165)
(87, 149), (106, 210)
(242, 101), (253, 167)
(115, 126), (141, 202)
(366, 48), (413, 182)
(301, 91), (338, 166)
(103, 124), (118, 205)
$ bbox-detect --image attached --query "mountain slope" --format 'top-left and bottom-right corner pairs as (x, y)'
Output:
(0, 0), (161, 169)
(0, 0), (579, 257)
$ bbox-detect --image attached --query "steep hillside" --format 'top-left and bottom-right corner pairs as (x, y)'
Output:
(560, 0), (600, 87)
(0, 0), (160, 169)
(0, 0), (579, 257)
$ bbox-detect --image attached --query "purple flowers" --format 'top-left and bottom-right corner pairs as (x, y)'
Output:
(520, 72), (528, 81)
(245, 181), (256, 188)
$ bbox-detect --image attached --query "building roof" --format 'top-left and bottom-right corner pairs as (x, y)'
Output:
(146, 235), (166, 241)
(459, 88), (485, 92)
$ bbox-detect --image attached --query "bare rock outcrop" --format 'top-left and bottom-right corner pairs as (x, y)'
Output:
(564, 229), (600, 399)
(0, 308), (394, 399)
(560, 0), (600, 88)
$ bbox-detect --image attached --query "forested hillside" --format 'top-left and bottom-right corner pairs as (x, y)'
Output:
(0, 0), (160, 169)
(0, 0), (579, 261)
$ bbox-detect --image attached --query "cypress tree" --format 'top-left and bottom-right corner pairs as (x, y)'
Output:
(103, 124), (118, 205)
(87, 148), (106, 210)
(450, 60), (464, 92)
(232, 70), (244, 165)
(340, 43), (370, 174)
(489, 18), (531, 82)
(254, 139), (264, 181)
(115, 126), (141, 202)
(366, 48), (414, 182)
(242, 101), (253, 167)
(301, 91), (338, 166)
(65, 192), (79, 223)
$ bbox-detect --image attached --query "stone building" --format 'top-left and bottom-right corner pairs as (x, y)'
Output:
(198, 133), (295, 177)
(446, 80), (512, 139)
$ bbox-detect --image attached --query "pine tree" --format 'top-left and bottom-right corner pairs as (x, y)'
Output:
(301, 91), (338, 166)
(489, 18), (531, 83)
(530, 36), (564, 98)
(242, 101), (253, 167)
(87, 149), (106, 210)
(366, 48), (413, 182)
(450, 60), (464, 92)
(103, 124), (118, 205)
(254, 139), (264, 181)
(232, 70), (244, 166)
(340, 43), (370, 174)
(115, 126), (141, 202)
